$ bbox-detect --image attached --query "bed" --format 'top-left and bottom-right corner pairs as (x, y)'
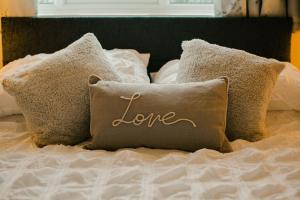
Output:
(1, 17), (300, 200)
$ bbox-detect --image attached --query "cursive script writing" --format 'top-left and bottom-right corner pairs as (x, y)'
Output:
(112, 92), (197, 128)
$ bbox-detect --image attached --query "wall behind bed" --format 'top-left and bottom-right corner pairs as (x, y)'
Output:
(1, 17), (293, 72)
(291, 32), (300, 68)
(0, 0), (37, 68)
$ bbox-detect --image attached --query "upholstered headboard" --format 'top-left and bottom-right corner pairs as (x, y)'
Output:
(1, 17), (292, 72)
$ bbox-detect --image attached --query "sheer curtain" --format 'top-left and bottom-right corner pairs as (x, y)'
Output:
(215, 0), (300, 68)
(0, 0), (37, 67)
(214, 0), (300, 31)
(0, 0), (298, 67)
(214, 0), (260, 17)
(255, 0), (300, 67)
(261, 0), (299, 31)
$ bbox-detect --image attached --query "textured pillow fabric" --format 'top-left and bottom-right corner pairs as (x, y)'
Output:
(105, 49), (150, 83)
(86, 75), (232, 153)
(0, 49), (149, 118)
(0, 54), (48, 117)
(177, 39), (284, 141)
(269, 62), (300, 111)
(153, 60), (300, 112)
(2, 33), (121, 147)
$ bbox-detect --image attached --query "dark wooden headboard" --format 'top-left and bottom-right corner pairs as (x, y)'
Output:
(1, 17), (292, 72)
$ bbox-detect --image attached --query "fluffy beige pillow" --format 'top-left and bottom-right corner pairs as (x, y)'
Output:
(177, 39), (284, 141)
(0, 54), (48, 117)
(0, 49), (149, 118)
(2, 33), (121, 147)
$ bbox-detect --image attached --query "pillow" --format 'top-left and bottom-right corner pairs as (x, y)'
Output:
(151, 59), (179, 84)
(176, 39), (284, 141)
(0, 49), (150, 118)
(139, 53), (151, 67)
(105, 49), (150, 83)
(0, 54), (48, 117)
(2, 33), (122, 147)
(154, 60), (300, 112)
(269, 62), (300, 111)
(85, 75), (232, 153)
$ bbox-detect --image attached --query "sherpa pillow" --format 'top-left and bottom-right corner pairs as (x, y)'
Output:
(2, 33), (121, 147)
(0, 54), (48, 117)
(0, 49), (149, 118)
(176, 39), (284, 141)
(154, 60), (300, 112)
(85, 75), (232, 153)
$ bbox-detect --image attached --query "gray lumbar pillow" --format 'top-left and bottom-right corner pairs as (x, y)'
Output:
(176, 39), (284, 141)
(2, 33), (121, 147)
(86, 75), (232, 153)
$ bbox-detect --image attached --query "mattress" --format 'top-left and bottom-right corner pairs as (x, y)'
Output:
(1, 111), (300, 199)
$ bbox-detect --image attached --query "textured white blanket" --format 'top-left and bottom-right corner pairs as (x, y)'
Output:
(1, 111), (300, 200)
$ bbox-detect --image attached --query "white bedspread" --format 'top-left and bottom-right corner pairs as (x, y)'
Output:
(1, 111), (300, 200)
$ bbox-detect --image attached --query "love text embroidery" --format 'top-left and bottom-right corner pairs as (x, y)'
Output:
(112, 92), (197, 128)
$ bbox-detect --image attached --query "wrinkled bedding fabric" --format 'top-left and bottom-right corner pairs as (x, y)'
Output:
(1, 111), (300, 200)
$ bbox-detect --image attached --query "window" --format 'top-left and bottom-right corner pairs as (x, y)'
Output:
(38, 0), (214, 16)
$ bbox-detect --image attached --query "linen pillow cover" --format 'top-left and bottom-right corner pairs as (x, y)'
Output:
(105, 49), (150, 83)
(2, 33), (121, 147)
(86, 75), (232, 153)
(176, 39), (284, 141)
(268, 62), (300, 111)
(151, 59), (179, 84)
